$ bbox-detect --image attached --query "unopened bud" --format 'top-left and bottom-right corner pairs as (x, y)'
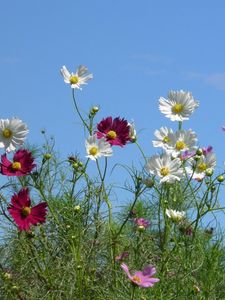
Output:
(205, 169), (213, 176)
(217, 175), (224, 183)
(143, 178), (154, 188)
(3, 272), (11, 280)
(43, 153), (52, 160)
(91, 106), (99, 114)
(194, 155), (201, 161)
(74, 205), (81, 212)
(137, 225), (145, 232)
(196, 148), (203, 156)
(72, 162), (79, 170)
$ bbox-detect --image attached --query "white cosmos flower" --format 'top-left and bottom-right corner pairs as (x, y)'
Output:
(166, 209), (185, 222)
(0, 118), (29, 152)
(152, 127), (173, 150)
(60, 65), (93, 90)
(159, 90), (199, 121)
(167, 129), (197, 157)
(145, 152), (183, 183)
(85, 135), (113, 161)
(186, 152), (216, 180)
(128, 121), (137, 142)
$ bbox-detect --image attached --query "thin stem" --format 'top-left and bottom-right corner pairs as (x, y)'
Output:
(72, 89), (90, 134)
(135, 141), (147, 164)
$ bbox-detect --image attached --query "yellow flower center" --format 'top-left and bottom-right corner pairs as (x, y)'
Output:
(172, 103), (183, 114)
(11, 162), (21, 170)
(163, 136), (170, 143)
(107, 130), (117, 139)
(132, 275), (141, 284)
(2, 128), (12, 138)
(197, 162), (207, 172)
(69, 75), (79, 84)
(160, 167), (170, 177)
(89, 146), (98, 156)
(21, 206), (31, 217)
(176, 141), (186, 150)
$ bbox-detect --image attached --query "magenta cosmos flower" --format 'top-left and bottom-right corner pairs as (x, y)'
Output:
(1, 149), (36, 176)
(115, 251), (129, 262)
(96, 117), (131, 147)
(121, 263), (160, 288)
(134, 218), (150, 229)
(8, 188), (47, 231)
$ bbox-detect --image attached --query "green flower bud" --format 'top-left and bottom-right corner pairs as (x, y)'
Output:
(72, 162), (79, 170)
(196, 148), (203, 156)
(205, 169), (213, 176)
(43, 153), (52, 160)
(90, 106), (99, 114)
(143, 178), (154, 188)
(211, 185), (216, 192)
(194, 155), (201, 161)
(137, 225), (145, 232)
(3, 272), (11, 280)
(74, 205), (81, 212)
(217, 175), (224, 183)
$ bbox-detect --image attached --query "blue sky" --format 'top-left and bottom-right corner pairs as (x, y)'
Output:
(0, 1), (225, 214)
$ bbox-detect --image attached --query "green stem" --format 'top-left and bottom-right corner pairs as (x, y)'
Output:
(135, 141), (147, 164)
(178, 121), (182, 130)
(72, 89), (90, 134)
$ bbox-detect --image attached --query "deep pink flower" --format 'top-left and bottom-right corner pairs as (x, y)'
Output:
(121, 263), (160, 288)
(134, 218), (150, 229)
(96, 117), (130, 147)
(202, 145), (213, 156)
(115, 251), (129, 262)
(1, 149), (36, 176)
(180, 150), (195, 160)
(222, 126), (225, 131)
(8, 188), (47, 231)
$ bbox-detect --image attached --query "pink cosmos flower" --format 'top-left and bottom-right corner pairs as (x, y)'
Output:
(180, 150), (195, 160)
(115, 251), (129, 262)
(202, 145), (213, 156)
(121, 263), (160, 288)
(134, 218), (150, 229)
(1, 149), (36, 176)
(222, 126), (225, 131)
(8, 188), (47, 231)
(96, 117), (130, 147)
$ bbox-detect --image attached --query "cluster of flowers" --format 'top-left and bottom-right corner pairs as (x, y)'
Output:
(61, 65), (137, 160)
(61, 65), (161, 288)
(60, 65), (223, 288)
(0, 119), (47, 231)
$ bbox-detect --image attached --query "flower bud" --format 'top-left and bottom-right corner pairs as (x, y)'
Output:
(43, 153), (52, 160)
(196, 148), (203, 156)
(3, 272), (11, 280)
(205, 169), (213, 176)
(194, 155), (201, 161)
(90, 106), (99, 114)
(143, 178), (154, 188)
(137, 225), (145, 232)
(211, 185), (216, 192)
(74, 205), (81, 212)
(72, 162), (79, 170)
(217, 175), (224, 183)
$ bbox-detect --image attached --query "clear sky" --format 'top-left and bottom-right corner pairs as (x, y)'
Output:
(0, 1), (225, 213)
